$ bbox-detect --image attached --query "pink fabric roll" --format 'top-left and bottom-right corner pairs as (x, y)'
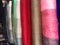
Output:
(41, 0), (59, 45)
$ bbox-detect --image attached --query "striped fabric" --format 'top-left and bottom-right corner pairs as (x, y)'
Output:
(0, 0), (59, 45)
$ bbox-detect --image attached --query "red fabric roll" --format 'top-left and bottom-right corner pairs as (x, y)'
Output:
(41, 0), (59, 45)
(20, 0), (32, 45)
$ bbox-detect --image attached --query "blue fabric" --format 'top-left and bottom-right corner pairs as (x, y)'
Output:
(56, 0), (60, 45)
(2, 4), (8, 41)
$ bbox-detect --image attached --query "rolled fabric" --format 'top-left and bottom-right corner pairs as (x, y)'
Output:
(0, 0), (4, 39)
(16, 0), (22, 45)
(0, 0), (3, 35)
(6, 0), (14, 43)
(31, 0), (42, 45)
(57, 0), (60, 44)
(13, 0), (17, 45)
(2, 0), (8, 41)
(41, 0), (59, 45)
(20, 0), (32, 45)
(0, 1), (6, 42)
(6, 3), (10, 43)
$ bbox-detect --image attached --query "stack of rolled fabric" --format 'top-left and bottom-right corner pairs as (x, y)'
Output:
(0, 0), (59, 45)
(31, 0), (42, 45)
(41, 0), (59, 45)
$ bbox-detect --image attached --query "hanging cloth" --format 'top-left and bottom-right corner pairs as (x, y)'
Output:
(13, 0), (17, 45)
(20, 0), (32, 45)
(16, 0), (22, 45)
(41, 0), (59, 45)
(31, 0), (42, 45)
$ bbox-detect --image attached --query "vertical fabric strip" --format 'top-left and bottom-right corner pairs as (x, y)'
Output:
(20, 0), (32, 45)
(2, 0), (8, 41)
(16, 0), (22, 45)
(31, 0), (42, 45)
(13, 0), (17, 45)
(7, 1), (14, 43)
(41, 0), (59, 45)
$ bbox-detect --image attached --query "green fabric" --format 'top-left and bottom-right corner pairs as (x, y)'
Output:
(13, 0), (17, 45)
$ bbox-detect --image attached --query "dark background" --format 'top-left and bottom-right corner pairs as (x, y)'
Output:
(57, 0), (60, 45)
